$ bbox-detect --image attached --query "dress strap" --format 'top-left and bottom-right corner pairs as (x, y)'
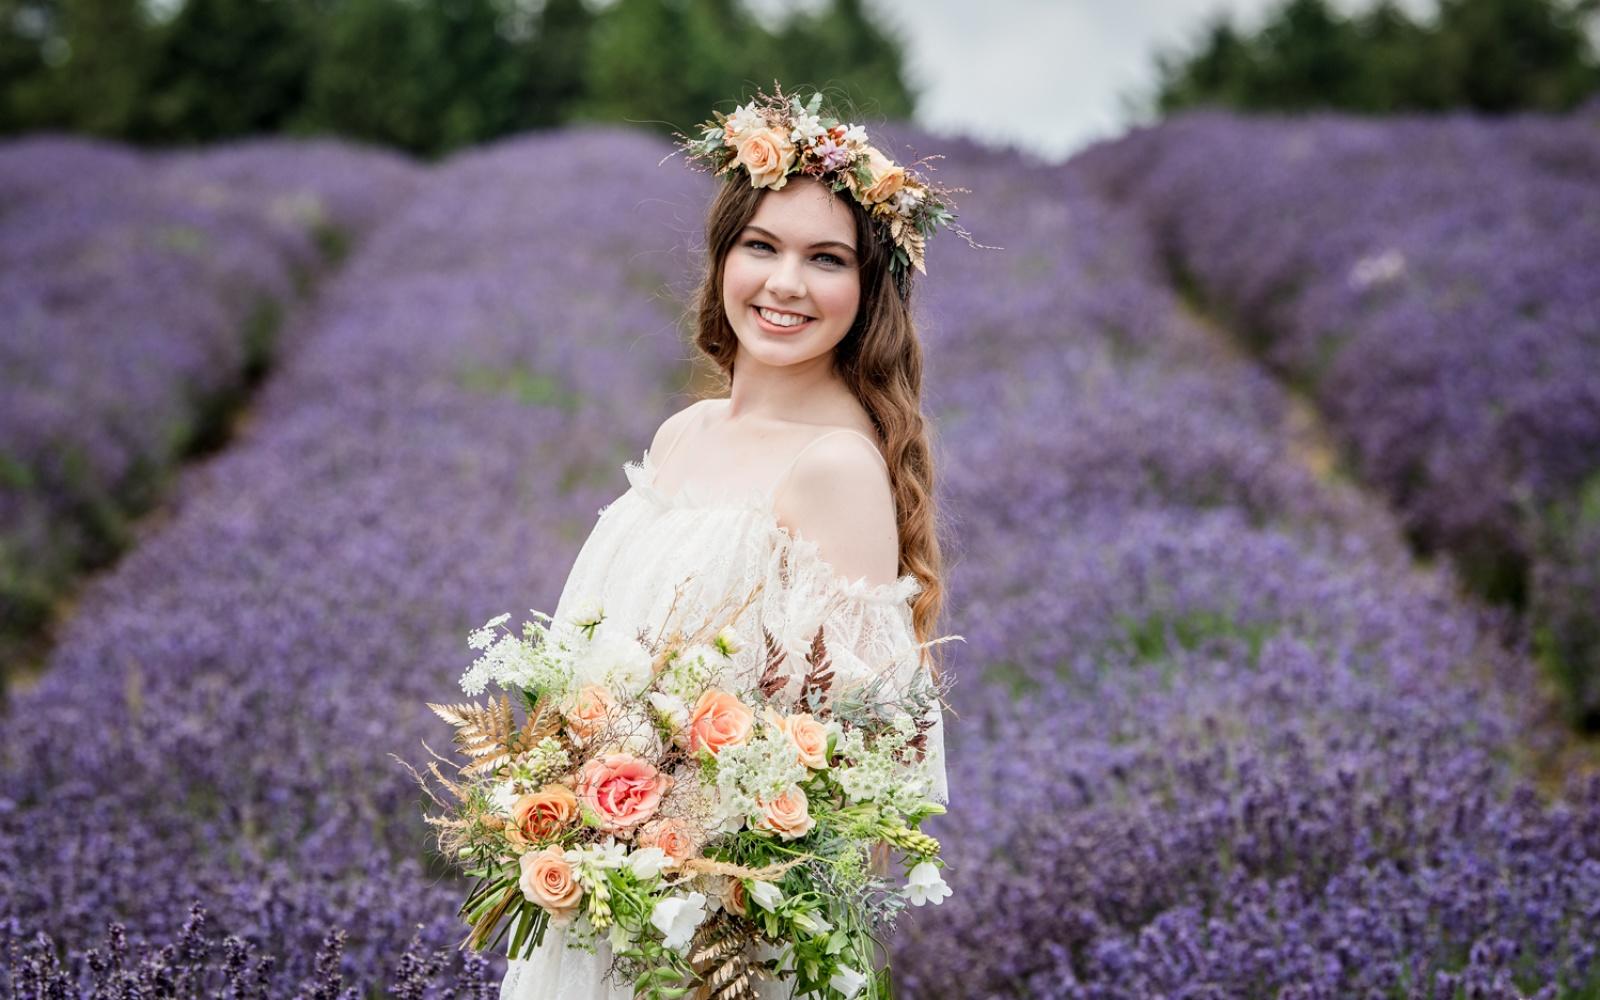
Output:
(768, 427), (890, 504)
(654, 399), (711, 471)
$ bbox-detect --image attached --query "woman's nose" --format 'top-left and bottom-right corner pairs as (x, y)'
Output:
(764, 253), (806, 300)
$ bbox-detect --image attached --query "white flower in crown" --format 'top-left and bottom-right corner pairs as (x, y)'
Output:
(842, 123), (869, 146)
(724, 102), (763, 142)
(790, 108), (825, 146)
(894, 186), (925, 214)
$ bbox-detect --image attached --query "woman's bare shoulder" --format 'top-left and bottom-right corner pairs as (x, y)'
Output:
(647, 398), (718, 457)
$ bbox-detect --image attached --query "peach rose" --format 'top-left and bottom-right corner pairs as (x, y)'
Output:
(519, 845), (583, 921)
(566, 683), (615, 742)
(735, 127), (796, 190)
(688, 689), (754, 756)
(764, 707), (830, 770)
(576, 752), (669, 834)
(754, 785), (815, 841)
(636, 816), (697, 863)
(721, 876), (748, 917)
(508, 784), (578, 847)
(860, 146), (906, 205)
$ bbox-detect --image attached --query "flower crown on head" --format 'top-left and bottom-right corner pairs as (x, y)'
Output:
(668, 83), (982, 285)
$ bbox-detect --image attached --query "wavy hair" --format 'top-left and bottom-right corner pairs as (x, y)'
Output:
(685, 174), (950, 685)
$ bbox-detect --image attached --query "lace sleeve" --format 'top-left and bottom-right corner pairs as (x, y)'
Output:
(747, 522), (949, 805)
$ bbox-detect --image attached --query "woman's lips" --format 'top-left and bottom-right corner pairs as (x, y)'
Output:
(752, 305), (814, 333)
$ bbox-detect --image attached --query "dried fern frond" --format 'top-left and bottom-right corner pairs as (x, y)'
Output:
(689, 914), (769, 1000)
(798, 626), (834, 713)
(428, 693), (517, 776)
(757, 626), (786, 700)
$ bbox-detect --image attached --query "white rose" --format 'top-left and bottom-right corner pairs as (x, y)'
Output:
(649, 891), (709, 951)
(904, 861), (951, 906)
(829, 965), (868, 999)
(576, 631), (653, 694)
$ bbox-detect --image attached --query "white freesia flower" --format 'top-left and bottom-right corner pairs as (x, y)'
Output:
(746, 880), (783, 911)
(649, 891), (709, 951)
(792, 910), (832, 936)
(904, 861), (951, 906)
(628, 846), (670, 880)
(567, 838), (628, 871)
(829, 965), (868, 999)
(842, 123), (868, 146)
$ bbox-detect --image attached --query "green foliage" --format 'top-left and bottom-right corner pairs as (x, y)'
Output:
(1147, 0), (1600, 116)
(0, 0), (916, 155)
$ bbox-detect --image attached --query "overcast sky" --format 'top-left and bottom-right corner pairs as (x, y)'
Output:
(748, 0), (1437, 162)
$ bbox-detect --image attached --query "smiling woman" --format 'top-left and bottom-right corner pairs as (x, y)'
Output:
(495, 85), (959, 1000)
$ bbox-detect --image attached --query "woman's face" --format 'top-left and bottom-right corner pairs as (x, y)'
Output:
(721, 176), (862, 369)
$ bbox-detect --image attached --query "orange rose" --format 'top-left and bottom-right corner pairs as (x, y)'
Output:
(566, 683), (614, 742)
(688, 689), (754, 756)
(764, 707), (830, 770)
(576, 752), (670, 834)
(860, 146), (906, 205)
(636, 816), (697, 863)
(735, 127), (796, 190)
(754, 785), (815, 841)
(509, 784), (578, 846)
(519, 845), (583, 922)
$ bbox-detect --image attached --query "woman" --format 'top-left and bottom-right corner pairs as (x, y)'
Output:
(501, 86), (959, 1000)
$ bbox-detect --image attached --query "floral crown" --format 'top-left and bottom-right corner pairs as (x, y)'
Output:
(669, 83), (979, 285)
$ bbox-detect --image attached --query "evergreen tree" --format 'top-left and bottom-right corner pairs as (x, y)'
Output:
(1150, 0), (1600, 115)
(520, 0), (593, 128)
(135, 0), (315, 142)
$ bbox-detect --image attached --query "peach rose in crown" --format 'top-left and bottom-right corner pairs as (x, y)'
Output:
(860, 146), (907, 205)
(755, 785), (815, 841)
(566, 683), (615, 743)
(688, 689), (754, 756)
(576, 752), (669, 834)
(636, 816), (698, 864)
(519, 845), (583, 923)
(508, 784), (579, 847)
(735, 127), (796, 190)
(763, 707), (831, 770)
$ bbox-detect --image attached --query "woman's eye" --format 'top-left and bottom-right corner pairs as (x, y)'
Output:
(745, 239), (773, 252)
(816, 253), (845, 266)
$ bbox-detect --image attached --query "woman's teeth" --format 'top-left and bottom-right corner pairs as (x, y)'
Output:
(757, 306), (811, 328)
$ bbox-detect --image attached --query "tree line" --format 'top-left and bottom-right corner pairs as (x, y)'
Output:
(0, 0), (914, 159)
(1150, 0), (1599, 116)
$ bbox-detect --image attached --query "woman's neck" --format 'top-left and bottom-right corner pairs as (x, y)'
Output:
(725, 348), (855, 425)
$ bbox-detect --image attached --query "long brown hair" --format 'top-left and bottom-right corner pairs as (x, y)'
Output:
(686, 174), (949, 683)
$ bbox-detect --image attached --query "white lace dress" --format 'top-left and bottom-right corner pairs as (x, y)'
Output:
(498, 418), (949, 1000)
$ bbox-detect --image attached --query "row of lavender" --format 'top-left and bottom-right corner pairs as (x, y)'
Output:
(2, 128), (703, 994)
(874, 126), (1598, 996)
(5, 120), (1598, 996)
(0, 135), (421, 680)
(1071, 108), (1600, 730)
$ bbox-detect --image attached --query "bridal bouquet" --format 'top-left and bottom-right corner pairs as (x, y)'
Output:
(414, 579), (953, 1000)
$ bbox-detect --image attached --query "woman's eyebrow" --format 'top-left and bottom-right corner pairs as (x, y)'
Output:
(743, 225), (856, 254)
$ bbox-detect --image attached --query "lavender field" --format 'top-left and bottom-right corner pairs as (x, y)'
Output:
(1074, 108), (1600, 732)
(0, 135), (422, 676)
(3, 113), (1598, 998)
